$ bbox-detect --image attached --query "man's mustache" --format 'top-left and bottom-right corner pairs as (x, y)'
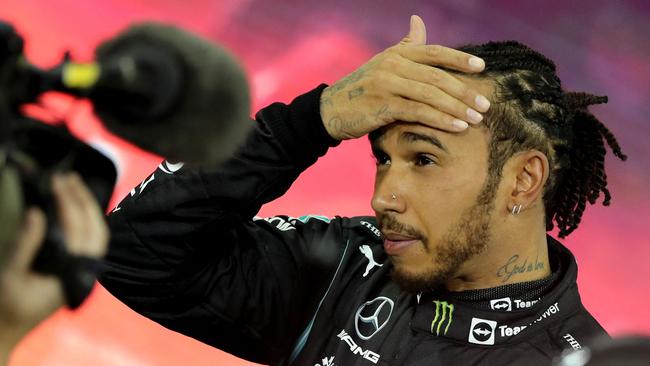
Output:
(378, 214), (427, 242)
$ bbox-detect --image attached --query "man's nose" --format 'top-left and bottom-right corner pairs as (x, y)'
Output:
(371, 170), (407, 214)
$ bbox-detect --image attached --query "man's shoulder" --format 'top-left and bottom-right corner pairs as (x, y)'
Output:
(339, 215), (382, 239)
(554, 304), (610, 345)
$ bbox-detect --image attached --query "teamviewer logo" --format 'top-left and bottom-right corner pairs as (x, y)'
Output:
(490, 297), (512, 311)
(468, 318), (497, 345)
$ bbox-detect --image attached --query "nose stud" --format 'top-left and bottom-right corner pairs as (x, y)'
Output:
(391, 193), (397, 200)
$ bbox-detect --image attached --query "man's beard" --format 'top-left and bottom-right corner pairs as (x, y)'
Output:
(382, 177), (498, 293)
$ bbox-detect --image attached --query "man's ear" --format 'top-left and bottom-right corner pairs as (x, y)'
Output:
(507, 150), (550, 213)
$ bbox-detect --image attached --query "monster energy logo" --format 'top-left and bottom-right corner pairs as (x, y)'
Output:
(431, 300), (454, 336)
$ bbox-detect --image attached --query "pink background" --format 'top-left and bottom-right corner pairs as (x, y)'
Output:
(2, 1), (649, 365)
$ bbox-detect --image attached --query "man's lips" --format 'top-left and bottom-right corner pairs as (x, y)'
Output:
(382, 232), (420, 255)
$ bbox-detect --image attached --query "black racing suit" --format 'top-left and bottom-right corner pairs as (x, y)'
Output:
(99, 85), (608, 366)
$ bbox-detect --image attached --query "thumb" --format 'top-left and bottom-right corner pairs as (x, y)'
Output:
(9, 207), (47, 273)
(400, 15), (427, 45)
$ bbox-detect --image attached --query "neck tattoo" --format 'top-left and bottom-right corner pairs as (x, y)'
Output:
(496, 254), (545, 283)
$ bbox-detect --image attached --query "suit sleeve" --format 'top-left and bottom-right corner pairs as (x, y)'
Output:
(98, 85), (344, 364)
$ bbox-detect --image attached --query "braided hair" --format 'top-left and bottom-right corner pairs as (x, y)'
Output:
(458, 41), (627, 237)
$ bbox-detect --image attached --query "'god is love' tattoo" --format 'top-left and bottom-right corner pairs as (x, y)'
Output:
(496, 254), (544, 283)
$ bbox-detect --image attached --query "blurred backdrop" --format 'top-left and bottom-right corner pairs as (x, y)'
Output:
(1, 0), (649, 365)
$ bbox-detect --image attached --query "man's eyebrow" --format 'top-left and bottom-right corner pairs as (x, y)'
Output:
(399, 131), (448, 153)
(370, 144), (384, 157)
(370, 133), (386, 154)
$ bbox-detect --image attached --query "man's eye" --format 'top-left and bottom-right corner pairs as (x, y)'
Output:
(374, 153), (391, 166)
(414, 154), (437, 166)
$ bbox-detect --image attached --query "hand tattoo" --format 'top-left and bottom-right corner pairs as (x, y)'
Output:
(348, 87), (365, 100)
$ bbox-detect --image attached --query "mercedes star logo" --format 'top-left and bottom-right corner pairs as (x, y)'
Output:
(355, 296), (394, 340)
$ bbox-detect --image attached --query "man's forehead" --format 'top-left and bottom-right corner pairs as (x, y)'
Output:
(371, 120), (490, 156)
(372, 123), (451, 150)
(371, 76), (494, 150)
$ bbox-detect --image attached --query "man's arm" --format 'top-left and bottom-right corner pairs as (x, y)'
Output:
(100, 86), (343, 364)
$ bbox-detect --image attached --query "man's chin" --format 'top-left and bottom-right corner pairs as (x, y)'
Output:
(390, 267), (447, 294)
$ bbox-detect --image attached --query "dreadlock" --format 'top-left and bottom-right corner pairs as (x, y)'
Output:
(457, 41), (627, 237)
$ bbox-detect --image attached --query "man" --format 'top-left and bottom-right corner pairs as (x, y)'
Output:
(99, 16), (625, 365)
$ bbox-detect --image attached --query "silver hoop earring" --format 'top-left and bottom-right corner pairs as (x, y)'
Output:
(511, 204), (522, 215)
(391, 193), (397, 200)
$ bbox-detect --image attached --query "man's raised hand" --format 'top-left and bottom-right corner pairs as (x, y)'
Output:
(320, 15), (491, 140)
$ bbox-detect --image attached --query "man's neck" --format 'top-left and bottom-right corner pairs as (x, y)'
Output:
(444, 224), (551, 292)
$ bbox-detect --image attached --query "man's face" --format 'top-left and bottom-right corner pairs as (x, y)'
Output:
(370, 117), (499, 293)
